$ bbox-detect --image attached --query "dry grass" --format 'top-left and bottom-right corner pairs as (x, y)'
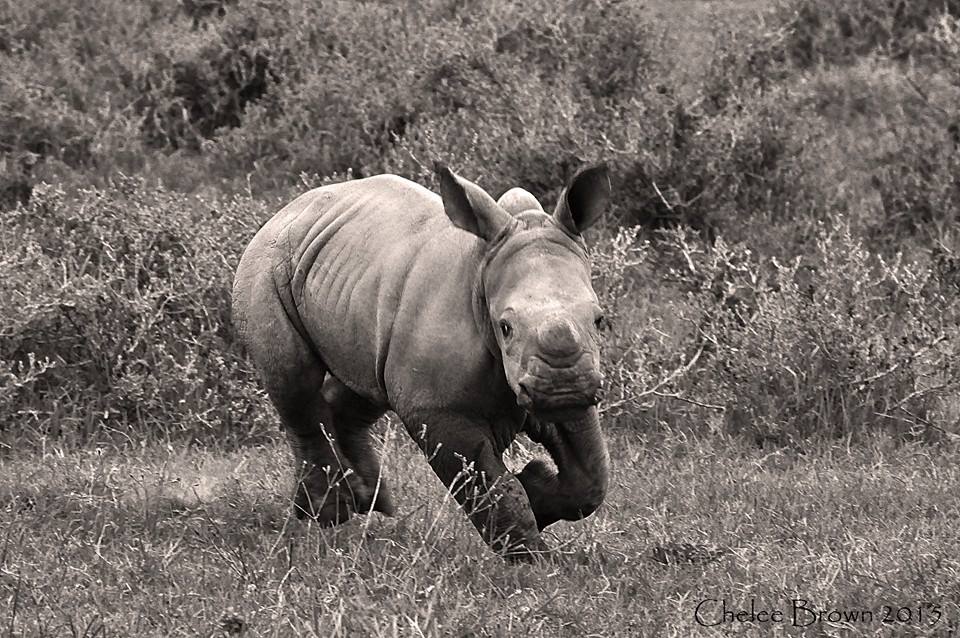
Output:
(2, 424), (959, 636)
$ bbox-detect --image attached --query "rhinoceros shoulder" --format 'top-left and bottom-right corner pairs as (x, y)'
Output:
(350, 174), (439, 202)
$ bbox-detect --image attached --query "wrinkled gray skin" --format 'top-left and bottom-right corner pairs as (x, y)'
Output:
(232, 163), (611, 559)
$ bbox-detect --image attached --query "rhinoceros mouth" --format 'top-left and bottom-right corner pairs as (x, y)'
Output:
(521, 399), (601, 423)
(516, 364), (603, 418)
(517, 385), (602, 409)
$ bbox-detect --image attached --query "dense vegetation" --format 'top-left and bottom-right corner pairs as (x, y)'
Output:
(2, 0), (956, 449)
(3, 0), (960, 634)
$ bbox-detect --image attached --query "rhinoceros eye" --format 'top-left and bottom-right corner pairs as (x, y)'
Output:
(499, 320), (512, 339)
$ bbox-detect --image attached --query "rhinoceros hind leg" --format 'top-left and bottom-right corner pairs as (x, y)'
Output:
(284, 397), (373, 526)
(238, 291), (371, 525)
(268, 372), (372, 525)
(322, 377), (395, 516)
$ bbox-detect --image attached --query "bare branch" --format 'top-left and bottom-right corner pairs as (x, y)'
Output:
(600, 341), (711, 415)
(651, 391), (725, 411)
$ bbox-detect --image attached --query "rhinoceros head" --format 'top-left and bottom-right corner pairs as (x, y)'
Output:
(436, 163), (610, 421)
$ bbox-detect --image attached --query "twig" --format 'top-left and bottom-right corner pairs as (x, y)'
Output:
(650, 179), (675, 213)
(681, 244), (697, 275)
(667, 227), (698, 275)
(850, 334), (948, 389)
(651, 391), (725, 411)
(874, 407), (960, 442)
(601, 341), (709, 415)
(634, 341), (707, 399)
(7, 570), (21, 638)
(904, 74), (953, 119)
(893, 381), (953, 410)
(393, 132), (431, 175)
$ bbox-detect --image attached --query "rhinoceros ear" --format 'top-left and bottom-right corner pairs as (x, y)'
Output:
(554, 163), (611, 235)
(436, 162), (512, 241)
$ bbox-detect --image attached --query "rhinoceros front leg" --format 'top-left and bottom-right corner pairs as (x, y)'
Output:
(518, 407), (610, 530)
(404, 414), (547, 559)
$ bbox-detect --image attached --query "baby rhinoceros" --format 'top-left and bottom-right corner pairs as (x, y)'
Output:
(232, 162), (611, 559)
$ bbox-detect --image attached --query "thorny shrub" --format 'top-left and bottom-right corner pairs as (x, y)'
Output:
(3, 0), (960, 449)
(660, 226), (960, 445)
(590, 227), (662, 419)
(703, 0), (960, 96)
(211, 0), (654, 199)
(0, 178), (271, 449)
(870, 124), (960, 249)
(2, 0), (955, 259)
(697, 7), (960, 254)
(779, 0), (960, 67)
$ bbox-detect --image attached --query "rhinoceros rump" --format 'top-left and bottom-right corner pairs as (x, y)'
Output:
(232, 163), (611, 558)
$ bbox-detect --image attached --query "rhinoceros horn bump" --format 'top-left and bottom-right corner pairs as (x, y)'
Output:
(536, 317), (580, 359)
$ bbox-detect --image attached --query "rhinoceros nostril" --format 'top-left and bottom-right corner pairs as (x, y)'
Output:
(592, 385), (605, 404)
(516, 381), (533, 408)
(536, 318), (580, 358)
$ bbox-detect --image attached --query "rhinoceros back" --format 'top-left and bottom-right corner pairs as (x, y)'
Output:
(234, 174), (479, 406)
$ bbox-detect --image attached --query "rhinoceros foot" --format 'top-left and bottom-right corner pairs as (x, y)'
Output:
(501, 535), (551, 563)
(293, 464), (374, 525)
(480, 477), (550, 562)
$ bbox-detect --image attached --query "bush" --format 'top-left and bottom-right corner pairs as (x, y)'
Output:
(0, 0), (165, 204)
(693, 7), (960, 254)
(590, 227), (661, 420)
(870, 124), (960, 249)
(3, 0), (959, 451)
(660, 226), (960, 444)
(136, 6), (284, 150)
(210, 0), (655, 195)
(0, 178), (271, 448)
(780, 0), (960, 67)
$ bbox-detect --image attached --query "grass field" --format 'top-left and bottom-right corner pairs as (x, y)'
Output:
(2, 0), (959, 635)
(4, 427), (959, 636)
